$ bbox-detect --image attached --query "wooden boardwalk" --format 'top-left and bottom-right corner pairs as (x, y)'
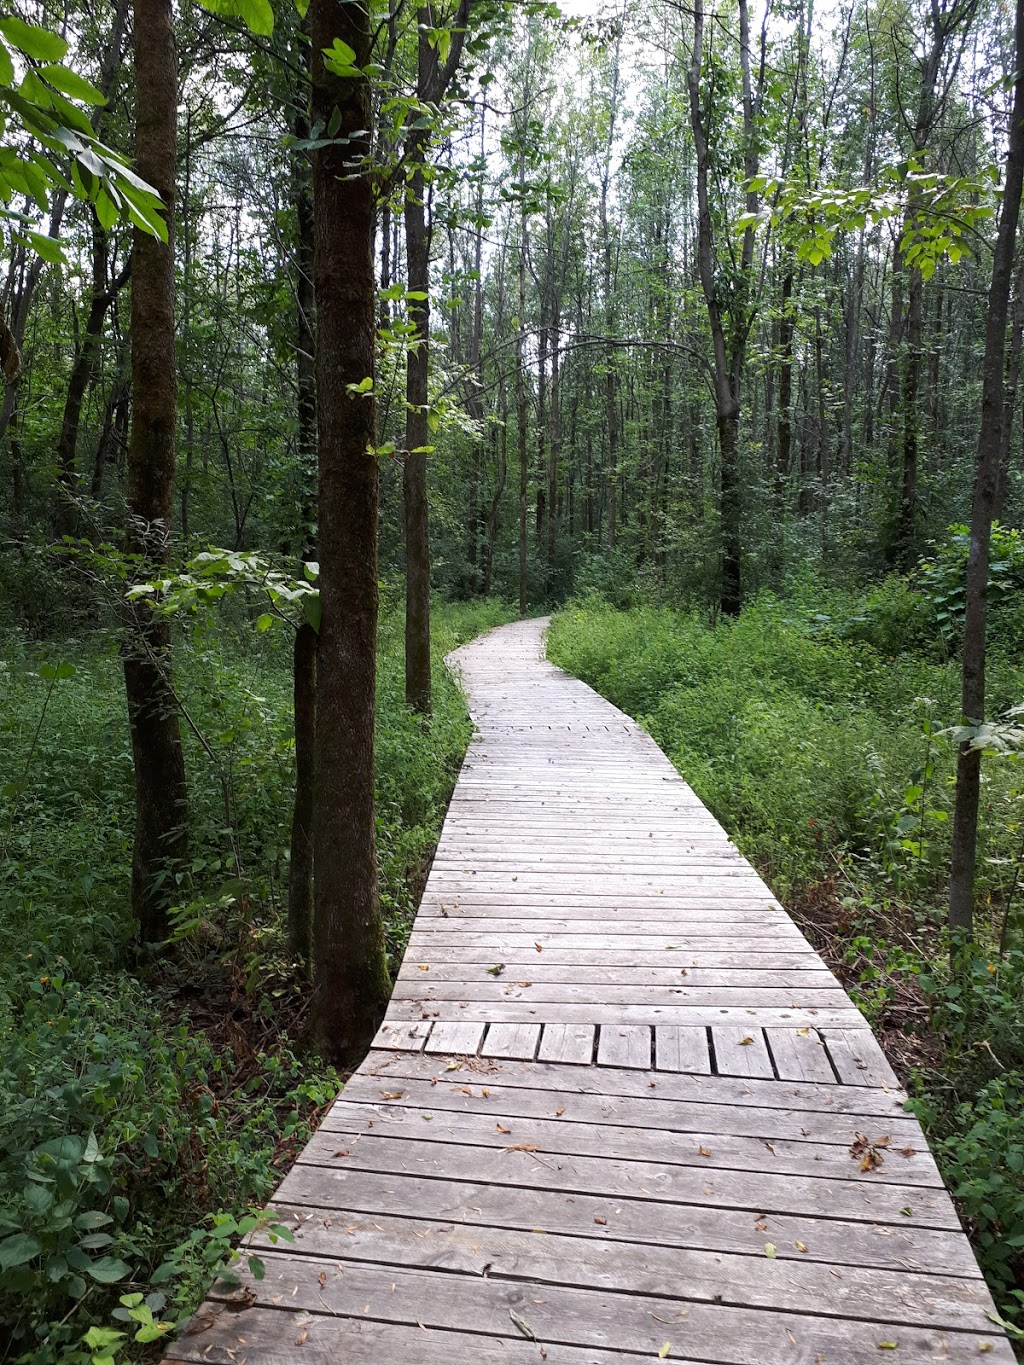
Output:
(166, 618), (1012, 1363)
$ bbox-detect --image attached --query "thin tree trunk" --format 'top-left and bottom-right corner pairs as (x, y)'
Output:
(404, 151), (432, 713)
(288, 32), (317, 970)
(308, 0), (391, 1059)
(123, 0), (188, 944)
(948, 0), (1024, 942)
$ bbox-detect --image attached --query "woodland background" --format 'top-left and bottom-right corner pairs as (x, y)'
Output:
(3, 0), (1024, 1357)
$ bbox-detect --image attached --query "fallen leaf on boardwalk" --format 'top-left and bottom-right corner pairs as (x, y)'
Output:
(850, 1132), (886, 1171)
(318, 1272), (327, 1287)
(295, 1329), (308, 1346)
(763, 1243), (777, 1258)
(487, 964), (505, 976)
(679, 968), (688, 977)
(786, 1330), (797, 1346)
(764, 1142), (776, 1154)
(698, 1145), (712, 1157)
(458, 1086), (474, 1096)
(876, 1342), (898, 1350)
(554, 1106), (565, 1117)
(795, 1241), (808, 1253)
(594, 1216), (607, 1225)
(797, 1027), (811, 1036)
(740, 1036), (755, 1045)
(509, 1310), (535, 1340)
(416, 964), (430, 971)
(900, 1206), (913, 1216)
(899, 1147), (916, 1158)
(505, 1143), (540, 1153)
(534, 943), (543, 952)
(658, 1345), (671, 1359)
(755, 1220), (767, 1232)
(517, 981), (533, 987)
(379, 1091), (403, 1101)
(496, 1123), (511, 1134)
(979, 1344), (994, 1353)
(333, 1149), (349, 1158)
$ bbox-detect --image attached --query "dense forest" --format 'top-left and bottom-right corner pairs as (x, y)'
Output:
(3, 0), (1024, 1355)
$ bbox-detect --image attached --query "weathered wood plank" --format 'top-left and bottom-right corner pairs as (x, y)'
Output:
(481, 1023), (541, 1059)
(656, 1025), (712, 1073)
(597, 1024), (651, 1068)
(766, 1027), (837, 1084)
(823, 1028), (902, 1088)
(536, 1022), (595, 1064)
(423, 1021), (484, 1055)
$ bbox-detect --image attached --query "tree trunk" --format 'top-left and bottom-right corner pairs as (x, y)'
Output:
(948, 0), (1024, 942)
(516, 211), (529, 613)
(308, 0), (391, 1060)
(404, 151), (432, 712)
(123, 0), (188, 945)
(56, 219), (128, 537)
(287, 35), (317, 971)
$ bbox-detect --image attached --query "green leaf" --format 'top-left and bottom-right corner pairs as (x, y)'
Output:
(302, 592), (321, 634)
(256, 612), (273, 632)
(323, 37), (360, 77)
(0, 40), (14, 86)
(86, 1255), (132, 1284)
(198, 0), (274, 35)
(39, 64), (106, 104)
(0, 16), (67, 61)
(0, 1232), (42, 1270)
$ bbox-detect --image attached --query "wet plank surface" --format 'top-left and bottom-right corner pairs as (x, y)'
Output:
(164, 618), (1010, 1363)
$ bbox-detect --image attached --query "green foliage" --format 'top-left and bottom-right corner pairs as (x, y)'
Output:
(0, 16), (166, 256)
(0, 598), (513, 1360)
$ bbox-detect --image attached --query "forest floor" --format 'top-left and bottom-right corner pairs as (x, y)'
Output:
(548, 590), (1024, 1344)
(0, 595), (514, 1364)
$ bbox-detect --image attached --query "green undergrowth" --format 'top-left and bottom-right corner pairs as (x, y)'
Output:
(0, 595), (515, 1364)
(549, 584), (1024, 1334)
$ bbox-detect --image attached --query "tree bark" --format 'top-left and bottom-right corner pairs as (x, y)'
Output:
(308, 0), (391, 1060)
(287, 31), (317, 970)
(404, 152), (432, 712)
(123, 0), (188, 945)
(948, 0), (1024, 942)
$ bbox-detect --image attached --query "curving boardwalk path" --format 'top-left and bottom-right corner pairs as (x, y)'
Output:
(166, 618), (1011, 1363)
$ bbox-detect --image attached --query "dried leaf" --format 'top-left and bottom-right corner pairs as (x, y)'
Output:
(496, 1123), (511, 1134)
(379, 1091), (403, 1101)
(698, 1145), (712, 1158)
(505, 1143), (540, 1153)
(295, 1329), (308, 1346)
(534, 943), (543, 952)
(333, 1149), (349, 1158)
(740, 1036), (755, 1045)
(554, 1105), (565, 1117)
(416, 964), (430, 971)
(795, 1241), (808, 1253)
(594, 1216), (607, 1225)
(509, 1310), (535, 1340)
